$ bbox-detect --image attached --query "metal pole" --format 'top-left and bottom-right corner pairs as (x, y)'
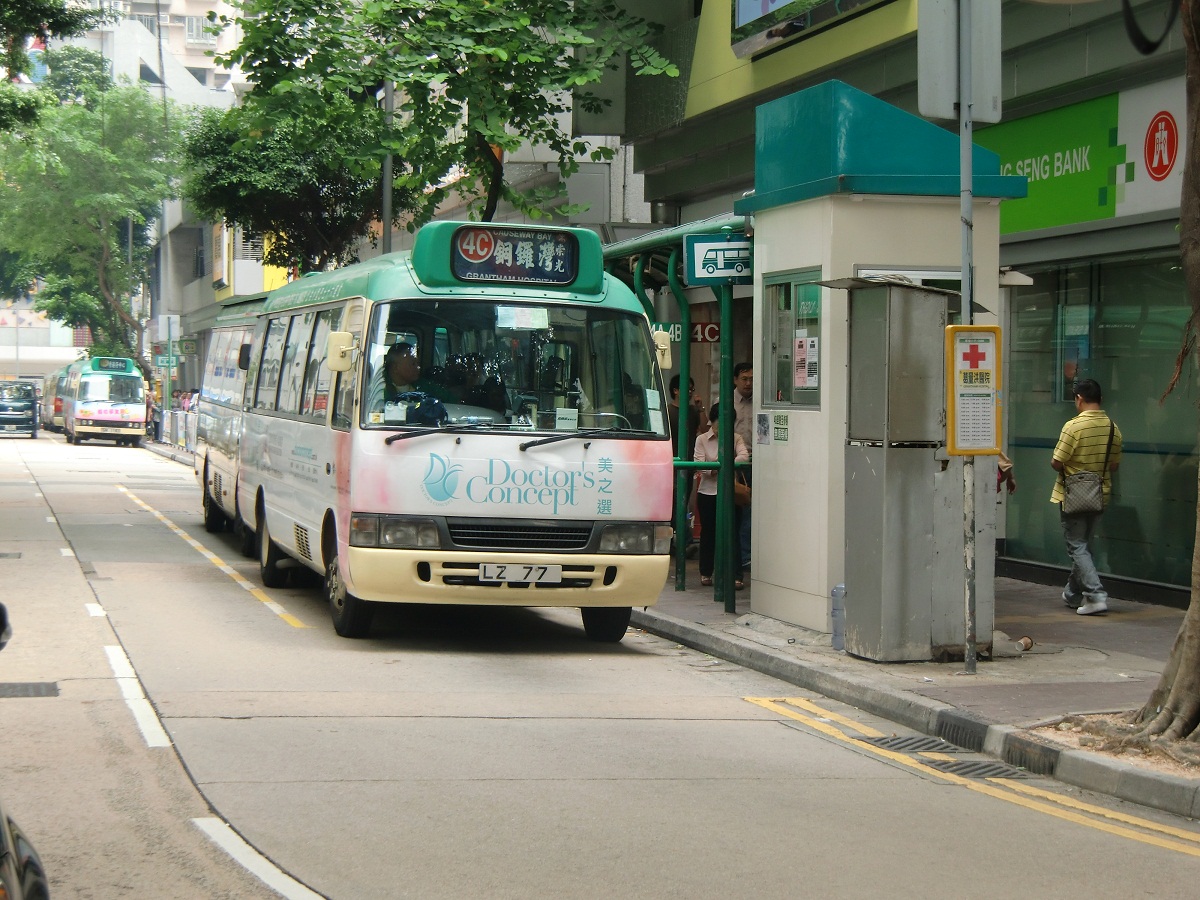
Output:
(959, 0), (977, 674)
(381, 82), (395, 255)
(715, 280), (735, 612)
(667, 248), (693, 590)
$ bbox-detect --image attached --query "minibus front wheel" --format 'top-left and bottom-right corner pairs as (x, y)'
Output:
(325, 555), (374, 639)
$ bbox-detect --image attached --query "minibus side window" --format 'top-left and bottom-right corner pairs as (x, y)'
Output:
(255, 317), (291, 411)
(278, 311), (315, 415)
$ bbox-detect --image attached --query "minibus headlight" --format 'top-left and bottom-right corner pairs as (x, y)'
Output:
(599, 523), (672, 555)
(379, 518), (439, 549)
(349, 514), (380, 547)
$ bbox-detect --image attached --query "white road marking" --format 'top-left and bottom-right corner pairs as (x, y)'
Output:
(103, 645), (171, 748)
(85, 603), (107, 617)
(192, 818), (324, 900)
(60, 547), (75, 557)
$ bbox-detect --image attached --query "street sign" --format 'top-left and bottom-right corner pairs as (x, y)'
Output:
(155, 355), (179, 368)
(945, 325), (1001, 455)
(178, 339), (197, 355)
(651, 321), (682, 343)
(691, 323), (721, 343)
(683, 235), (753, 285)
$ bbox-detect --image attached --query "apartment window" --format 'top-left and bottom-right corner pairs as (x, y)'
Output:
(185, 16), (217, 46)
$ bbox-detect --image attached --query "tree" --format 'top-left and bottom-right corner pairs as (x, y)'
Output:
(181, 99), (411, 272)
(0, 0), (104, 130)
(0, 83), (180, 354)
(214, 0), (677, 225)
(40, 45), (114, 104)
(1131, 0), (1200, 751)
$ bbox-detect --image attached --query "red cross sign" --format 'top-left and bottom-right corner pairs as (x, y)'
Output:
(961, 343), (988, 369)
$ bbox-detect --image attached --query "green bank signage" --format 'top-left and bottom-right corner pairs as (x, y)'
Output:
(975, 78), (1183, 235)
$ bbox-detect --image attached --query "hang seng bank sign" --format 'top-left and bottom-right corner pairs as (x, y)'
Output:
(975, 77), (1184, 234)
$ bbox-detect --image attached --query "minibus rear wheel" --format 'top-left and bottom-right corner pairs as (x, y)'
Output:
(258, 517), (290, 588)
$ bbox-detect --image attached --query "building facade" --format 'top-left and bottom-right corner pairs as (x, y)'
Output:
(621, 0), (1190, 599)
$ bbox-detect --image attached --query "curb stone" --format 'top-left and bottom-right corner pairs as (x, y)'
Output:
(632, 606), (1200, 820)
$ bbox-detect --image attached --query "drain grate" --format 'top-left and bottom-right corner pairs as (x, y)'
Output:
(0, 552), (21, 559)
(920, 759), (1030, 779)
(863, 735), (963, 753)
(0, 682), (60, 698)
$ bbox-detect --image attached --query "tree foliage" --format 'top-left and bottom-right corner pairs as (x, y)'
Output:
(182, 99), (410, 272)
(212, 0), (677, 226)
(0, 83), (180, 353)
(40, 45), (114, 104)
(0, 0), (105, 131)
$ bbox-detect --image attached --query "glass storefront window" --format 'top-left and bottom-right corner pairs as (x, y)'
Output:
(1005, 254), (1197, 586)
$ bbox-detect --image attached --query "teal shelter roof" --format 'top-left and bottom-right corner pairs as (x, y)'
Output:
(734, 80), (1026, 215)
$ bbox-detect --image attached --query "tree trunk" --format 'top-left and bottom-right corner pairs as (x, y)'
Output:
(476, 131), (505, 222)
(1134, 0), (1200, 743)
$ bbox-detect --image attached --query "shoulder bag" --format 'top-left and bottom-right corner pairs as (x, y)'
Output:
(1060, 423), (1114, 515)
(733, 470), (752, 507)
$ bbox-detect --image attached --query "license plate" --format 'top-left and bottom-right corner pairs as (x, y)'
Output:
(3, 425), (14, 431)
(479, 564), (562, 584)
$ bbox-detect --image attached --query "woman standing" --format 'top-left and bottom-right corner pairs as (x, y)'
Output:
(692, 402), (749, 590)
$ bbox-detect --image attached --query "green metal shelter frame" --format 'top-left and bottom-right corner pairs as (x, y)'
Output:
(604, 214), (748, 612)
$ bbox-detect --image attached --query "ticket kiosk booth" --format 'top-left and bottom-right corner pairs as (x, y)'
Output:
(732, 81), (1025, 661)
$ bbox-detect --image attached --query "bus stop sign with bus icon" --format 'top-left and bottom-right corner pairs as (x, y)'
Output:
(684, 235), (753, 285)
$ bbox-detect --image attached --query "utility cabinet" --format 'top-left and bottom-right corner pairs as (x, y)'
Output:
(842, 281), (994, 661)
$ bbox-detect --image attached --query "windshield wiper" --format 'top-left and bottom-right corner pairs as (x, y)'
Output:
(384, 422), (500, 444)
(519, 426), (621, 451)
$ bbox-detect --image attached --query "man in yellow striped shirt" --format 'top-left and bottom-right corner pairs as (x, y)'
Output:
(1050, 379), (1122, 616)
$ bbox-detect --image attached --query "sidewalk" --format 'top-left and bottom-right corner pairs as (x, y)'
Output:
(635, 557), (1200, 818)
(147, 441), (1199, 817)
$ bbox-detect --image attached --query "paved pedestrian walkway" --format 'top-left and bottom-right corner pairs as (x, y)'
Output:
(635, 557), (1199, 818)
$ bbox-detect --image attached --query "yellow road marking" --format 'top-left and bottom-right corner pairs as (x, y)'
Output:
(746, 697), (1200, 858)
(997, 779), (1200, 845)
(118, 485), (308, 628)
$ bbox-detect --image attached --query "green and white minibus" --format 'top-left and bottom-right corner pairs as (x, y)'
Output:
(236, 222), (674, 640)
(194, 293), (268, 548)
(61, 357), (147, 446)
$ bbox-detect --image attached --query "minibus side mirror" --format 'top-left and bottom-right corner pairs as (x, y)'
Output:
(327, 332), (357, 372)
(238, 343), (251, 371)
(0, 602), (10, 652)
(653, 331), (673, 371)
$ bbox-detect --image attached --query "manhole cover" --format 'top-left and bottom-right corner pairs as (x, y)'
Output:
(921, 759), (1030, 779)
(0, 683), (60, 698)
(863, 735), (962, 753)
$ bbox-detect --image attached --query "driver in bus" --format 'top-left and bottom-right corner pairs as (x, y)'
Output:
(365, 341), (443, 423)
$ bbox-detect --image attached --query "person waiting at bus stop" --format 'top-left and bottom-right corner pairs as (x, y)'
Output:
(692, 402), (748, 590)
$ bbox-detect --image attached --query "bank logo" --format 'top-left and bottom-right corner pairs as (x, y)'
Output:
(422, 453), (463, 503)
(1144, 111), (1178, 182)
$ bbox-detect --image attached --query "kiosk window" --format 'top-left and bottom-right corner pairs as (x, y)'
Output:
(765, 272), (822, 408)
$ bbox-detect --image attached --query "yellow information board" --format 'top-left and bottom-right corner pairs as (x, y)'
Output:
(945, 325), (1001, 456)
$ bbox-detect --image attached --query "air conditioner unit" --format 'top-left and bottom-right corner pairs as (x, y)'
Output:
(159, 13), (170, 25)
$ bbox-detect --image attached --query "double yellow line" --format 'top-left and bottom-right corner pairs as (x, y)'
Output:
(746, 696), (1200, 858)
(119, 485), (308, 629)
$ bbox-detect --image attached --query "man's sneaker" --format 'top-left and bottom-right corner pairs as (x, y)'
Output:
(1077, 599), (1108, 616)
(1062, 590), (1081, 609)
